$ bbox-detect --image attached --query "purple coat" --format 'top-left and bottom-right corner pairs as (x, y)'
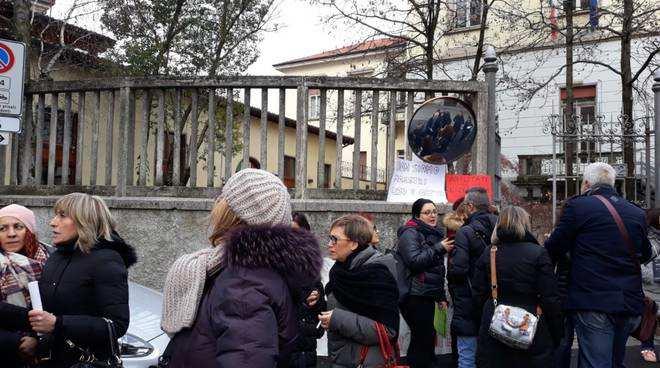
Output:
(168, 225), (322, 368)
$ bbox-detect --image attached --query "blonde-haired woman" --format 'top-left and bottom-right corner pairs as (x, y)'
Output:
(471, 206), (562, 368)
(26, 192), (136, 367)
(161, 169), (322, 367)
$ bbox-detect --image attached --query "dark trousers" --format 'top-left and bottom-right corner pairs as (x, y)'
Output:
(554, 315), (575, 368)
(401, 295), (437, 368)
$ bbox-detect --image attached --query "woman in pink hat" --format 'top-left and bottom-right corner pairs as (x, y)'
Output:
(0, 204), (52, 366)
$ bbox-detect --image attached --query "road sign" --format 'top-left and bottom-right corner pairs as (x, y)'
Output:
(0, 39), (25, 117)
(0, 132), (8, 145)
(0, 116), (21, 132)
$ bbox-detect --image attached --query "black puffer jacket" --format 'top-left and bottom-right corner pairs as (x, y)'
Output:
(395, 218), (447, 302)
(472, 230), (563, 367)
(447, 210), (498, 336)
(38, 233), (137, 367)
(0, 302), (30, 368)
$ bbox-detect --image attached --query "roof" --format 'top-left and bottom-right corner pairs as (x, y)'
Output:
(273, 37), (406, 68)
(246, 105), (354, 145)
(0, 2), (115, 55)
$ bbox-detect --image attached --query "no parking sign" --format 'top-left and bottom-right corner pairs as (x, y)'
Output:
(0, 38), (26, 134)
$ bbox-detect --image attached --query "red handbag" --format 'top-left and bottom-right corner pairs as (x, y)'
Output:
(357, 322), (409, 368)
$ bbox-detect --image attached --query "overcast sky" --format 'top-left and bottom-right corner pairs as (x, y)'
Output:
(51, 0), (351, 76)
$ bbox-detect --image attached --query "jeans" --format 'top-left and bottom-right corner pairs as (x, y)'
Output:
(572, 311), (641, 368)
(554, 315), (575, 368)
(400, 296), (436, 368)
(456, 336), (477, 368)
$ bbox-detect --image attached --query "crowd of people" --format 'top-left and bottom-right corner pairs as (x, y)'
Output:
(0, 162), (658, 368)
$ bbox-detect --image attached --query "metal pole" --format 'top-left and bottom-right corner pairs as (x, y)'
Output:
(653, 70), (660, 207)
(646, 116), (651, 207)
(552, 133), (557, 226)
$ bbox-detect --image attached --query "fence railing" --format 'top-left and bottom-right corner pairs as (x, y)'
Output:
(0, 76), (488, 198)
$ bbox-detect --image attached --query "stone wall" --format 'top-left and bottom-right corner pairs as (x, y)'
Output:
(0, 195), (449, 290)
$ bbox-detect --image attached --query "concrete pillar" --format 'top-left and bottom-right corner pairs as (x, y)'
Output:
(653, 69), (660, 207)
(483, 45), (500, 202)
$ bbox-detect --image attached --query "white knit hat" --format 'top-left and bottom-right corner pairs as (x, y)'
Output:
(220, 169), (291, 226)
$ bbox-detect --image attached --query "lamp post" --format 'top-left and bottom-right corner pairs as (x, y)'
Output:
(483, 45), (500, 202)
(653, 69), (660, 207)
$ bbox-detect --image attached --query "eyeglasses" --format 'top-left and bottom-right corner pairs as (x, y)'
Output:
(329, 235), (352, 245)
(420, 210), (438, 216)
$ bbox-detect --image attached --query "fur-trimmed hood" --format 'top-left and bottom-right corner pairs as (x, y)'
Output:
(442, 211), (465, 232)
(223, 225), (323, 291)
(95, 232), (138, 268)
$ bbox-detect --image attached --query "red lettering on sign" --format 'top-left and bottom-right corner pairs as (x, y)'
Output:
(445, 174), (493, 203)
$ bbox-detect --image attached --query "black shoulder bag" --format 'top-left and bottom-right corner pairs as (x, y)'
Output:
(67, 317), (123, 368)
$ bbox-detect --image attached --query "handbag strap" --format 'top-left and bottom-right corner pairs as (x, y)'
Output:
(490, 246), (498, 306)
(594, 195), (641, 272)
(357, 322), (397, 367)
(102, 318), (122, 365)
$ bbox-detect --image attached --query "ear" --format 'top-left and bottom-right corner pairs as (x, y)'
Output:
(349, 241), (359, 252)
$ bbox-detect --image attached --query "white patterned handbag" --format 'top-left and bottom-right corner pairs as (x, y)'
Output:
(487, 246), (539, 350)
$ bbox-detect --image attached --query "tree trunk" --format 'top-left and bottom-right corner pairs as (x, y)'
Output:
(621, 0), (634, 178)
(564, 0), (576, 196)
(471, 0), (490, 80)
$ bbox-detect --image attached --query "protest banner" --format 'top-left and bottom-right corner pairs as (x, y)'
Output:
(445, 174), (492, 203)
(386, 158), (447, 203)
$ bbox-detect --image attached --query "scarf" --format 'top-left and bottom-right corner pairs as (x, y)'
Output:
(326, 250), (399, 332)
(0, 250), (47, 308)
(161, 245), (224, 336)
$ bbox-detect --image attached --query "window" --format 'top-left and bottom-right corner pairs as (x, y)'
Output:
(576, 0), (590, 10)
(397, 149), (405, 159)
(323, 164), (331, 188)
(40, 106), (78, 184)
(452, 0), (482, 29)
(309, 90), (320, 120)
(359, 151), (367, 180)
(283, 155), (296, 188)
(560, 85), (597, 153)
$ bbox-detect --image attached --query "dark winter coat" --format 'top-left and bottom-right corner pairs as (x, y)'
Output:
(289, 281), (327, 368)
(447, 210), (498, 336)
(472, 230), (563, 368)
(0, 242), (53, 368)
(37, 233), (136, 367)
(544, 185), (653, 315)
(326, 246), (399, 368)
(0, 302), (31, 368)
(395, 218), (447, 302)
(167, 225), (323, 368)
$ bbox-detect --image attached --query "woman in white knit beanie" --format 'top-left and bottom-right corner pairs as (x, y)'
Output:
(161, 169), (323, 368)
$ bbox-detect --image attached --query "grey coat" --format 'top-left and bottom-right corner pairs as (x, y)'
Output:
(326, 247), (398, 368)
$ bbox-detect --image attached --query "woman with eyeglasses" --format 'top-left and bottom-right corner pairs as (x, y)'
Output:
(394, 198), (454, 368)
(320, 214), (399, 367)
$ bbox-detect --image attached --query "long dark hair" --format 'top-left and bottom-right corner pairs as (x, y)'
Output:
(292, 212), (311, 231)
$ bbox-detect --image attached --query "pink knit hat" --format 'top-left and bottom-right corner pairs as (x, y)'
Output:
(0, 204), (37, 235)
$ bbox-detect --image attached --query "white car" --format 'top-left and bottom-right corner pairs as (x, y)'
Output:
(121, 282), (170, 368)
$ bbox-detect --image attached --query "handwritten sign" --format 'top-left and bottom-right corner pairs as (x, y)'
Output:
(445, 174), (492, 203)
(387, 158), (447, 203)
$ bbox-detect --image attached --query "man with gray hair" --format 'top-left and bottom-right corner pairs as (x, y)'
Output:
(447, 187), (498, 368)
(545, 162), (652, 368)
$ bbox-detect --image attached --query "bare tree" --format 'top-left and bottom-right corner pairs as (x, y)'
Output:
(314, 0), (498, 83)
